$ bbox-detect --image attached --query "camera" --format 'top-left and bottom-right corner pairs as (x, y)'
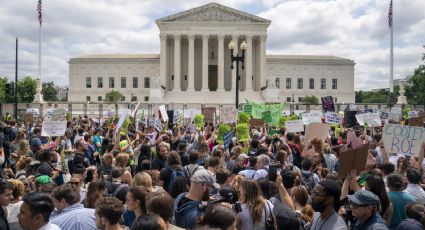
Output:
(207, 186), (242, 213)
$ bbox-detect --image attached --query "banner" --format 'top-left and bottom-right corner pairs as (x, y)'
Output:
(285, 120), (304, 133)
(321, 96), (335, 112)
(194, 114), (204, 129)
(247, 101), (284, 127)
(338, 145), (369, 179)
(236, 123), (249, 143)
(262, 111), (272, 124)
(202, 107), (216, 122)
(302, 112), (322, 125)
(355, 113), (382, 127)
(383, 124), (425, 156)
(41, 121), (67, 137)
(325, 112), (341, 124)
(221, 107), (237, 123)
(304, 123), (330, 143)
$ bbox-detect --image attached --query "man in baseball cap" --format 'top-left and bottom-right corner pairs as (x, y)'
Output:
(348, 190), (388, 230)
(174, 169), (218, 229)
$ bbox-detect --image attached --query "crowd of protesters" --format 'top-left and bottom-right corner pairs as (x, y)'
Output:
(0, 113), (425, 230)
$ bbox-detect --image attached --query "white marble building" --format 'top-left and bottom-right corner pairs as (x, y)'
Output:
(68, 3), (355, 104)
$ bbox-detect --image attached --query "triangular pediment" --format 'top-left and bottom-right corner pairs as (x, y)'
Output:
(156, 2), (270, 24)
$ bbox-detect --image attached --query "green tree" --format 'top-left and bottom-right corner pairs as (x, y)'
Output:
(42, 81), (58, 101)
(17, 76), (36, 103)
(0, 77), (8, 102)
(405, 48), (425, 105)
(105, 90), (124, 103)
(303, 95), (319, 105)
(355, 86), (399, 104)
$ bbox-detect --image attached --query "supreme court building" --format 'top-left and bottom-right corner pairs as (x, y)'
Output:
(68, 3), (355, 105)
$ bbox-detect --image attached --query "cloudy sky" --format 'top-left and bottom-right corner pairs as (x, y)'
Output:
(0, 0), (424, 90)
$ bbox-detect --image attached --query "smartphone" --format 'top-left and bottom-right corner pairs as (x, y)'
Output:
(268, 164), (278, 182)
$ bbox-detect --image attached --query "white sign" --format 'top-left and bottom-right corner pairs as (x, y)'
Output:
(26, 108), (40, 117)
(285, 120), (304, 133)
(115, 109), (130, 132)
(408, 111), (419, 118)
(325, 112), (341, 124)
(173, 110), (181, 124)
(383, 124), (425, 156)
(183, 109), (196, 121)
(159, 105), (169, 121)
(221, 107), (237, 123)
(131, 102), (141, 117)
(302, 112), (322, 125)
(355, 113), (382, 127)
(154, 119), (162, 131)
(52, 108), (66, 120)
(391, 107), (402, 115)
(41, 121), (67, 137)
(388, 113), (401, 123)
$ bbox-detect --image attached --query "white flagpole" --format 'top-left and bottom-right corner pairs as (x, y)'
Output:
(389, 1), (394, 93)
(34, 0), (44, 103)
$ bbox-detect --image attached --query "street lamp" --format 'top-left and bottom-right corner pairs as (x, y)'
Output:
(229, 40), (247, 109)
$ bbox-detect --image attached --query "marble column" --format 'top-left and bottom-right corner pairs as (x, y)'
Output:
(259, 35), (267, 89)
(159, 34), (167, 89)
(217, 34), (225, 92)
(173, 34), (181, 91)
(202, 34), (209, 91)
(245, 35), (253, 91)
(231, 34), (239, 91)
(187, 34), (195, 91)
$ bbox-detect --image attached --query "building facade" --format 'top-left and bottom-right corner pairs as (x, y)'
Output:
(68, 3), (355, 104)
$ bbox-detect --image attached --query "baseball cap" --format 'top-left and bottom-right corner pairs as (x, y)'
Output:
(191, 169), (220, 189)
(36, 175), (53, 185)
(348, 190), (380, 207)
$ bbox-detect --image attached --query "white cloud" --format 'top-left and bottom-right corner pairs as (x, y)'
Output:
(0, 0), (423, 90)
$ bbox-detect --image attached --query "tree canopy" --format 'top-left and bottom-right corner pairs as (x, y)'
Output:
(405, 48), (425, 105)
(303, 95), (319, 105)
(42, 81), (58, 101)
(105, 90), (124, 103)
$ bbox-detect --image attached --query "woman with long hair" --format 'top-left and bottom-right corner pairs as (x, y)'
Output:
(290, 185), (314, 229)
(238, 179), (274, 230)
(365, 174), (393, 225)
(83, 179), (106, 209)
(115, 153), (132, 185)
(132, 172), (163, 192)
(158, 151), (185, 192)
(126, 186), (148, 228)
(17, 140), (33, 158)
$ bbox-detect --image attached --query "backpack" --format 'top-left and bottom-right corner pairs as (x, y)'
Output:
(184, 165), (199, 179)
(301, 172), (315, 192)
(290, 144), (302, 168)
(167, 167), (187, 192)
(111, 183), (128, 197)
(26, 161), (41, 177)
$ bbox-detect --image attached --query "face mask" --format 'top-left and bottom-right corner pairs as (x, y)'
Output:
(312, 198), (328, 212)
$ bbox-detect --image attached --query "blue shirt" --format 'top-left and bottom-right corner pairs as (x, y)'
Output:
(93, 135), (102, 152)
(50, 204), (97, 230)
(387, 191), (416, 230)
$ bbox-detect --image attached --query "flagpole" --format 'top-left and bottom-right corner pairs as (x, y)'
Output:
(389, 0), (394, 93)
(34, 0), (44, 103)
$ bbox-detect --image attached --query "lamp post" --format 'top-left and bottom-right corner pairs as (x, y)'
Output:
(228, 40), (247, 109)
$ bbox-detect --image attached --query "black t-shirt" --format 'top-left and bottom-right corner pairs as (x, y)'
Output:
(151, 156), (167, 171)
(105, 181), (129, 204)
(179, 152), (189, 166)
(73, 152), (88, 169)
(37, 162), (53, 177)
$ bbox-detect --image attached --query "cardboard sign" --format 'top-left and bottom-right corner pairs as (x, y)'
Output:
(347, 130), (364, 149)
(24, 113), (34, 123)
(325, 112), (341, 124)
(338, 144), (369, 179)
(202, 107), (216, 122)
(249, 118), (264, 127)
(383, 124), (425, 156)
(41, 121), (67, 137)
(159, 105), (169, 121)
(221, 107), (237, 123)
(302, 112), (323, 125)
(408, 117), (424, 127)
(285, 120), (304, 133)
(321, 96), (335, 112)
(304, 123), (330, 143)
(355, 113), (382, 127)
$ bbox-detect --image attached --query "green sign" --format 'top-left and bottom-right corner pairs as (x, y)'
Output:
(246, 100), (284, 127)
(217, 124), (232, 144)
(243, 104), (253, 114)
(238, 112), (250, 124)
(194, 114), (204, 129)
(236, 123), (249, 143)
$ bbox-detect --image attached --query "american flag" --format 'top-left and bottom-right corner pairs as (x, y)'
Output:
(388, 0), (393, 28)
(37, 0), (42, 25)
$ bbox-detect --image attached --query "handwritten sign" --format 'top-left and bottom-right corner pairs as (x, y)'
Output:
(302, 112), (322, 125)
(325, 112), (341, 124)
(355, 113), (382, 127)
(41, 121), (67, 137)
(202, 107), (216, 122)
(221, 107), (237, 123)
(304, 123), (330, 144)
(338, 145), (369, 179)
(285, 120), (304, 133)
(383, 124), (425, 156)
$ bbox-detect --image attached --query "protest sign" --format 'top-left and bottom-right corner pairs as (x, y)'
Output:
(159, 105), (169, 121)
(388, 113), (401, 123)
(338, 144), (369, 179)
(347, 130), (364, 149)
(383, 124), (425, 156)
(321, 96), (335, 112)
(217, 124), (232, 144)
(304, 123), (330, 143)
(236, 123), (249, 142)
(285, 120), (304, 133)
(238, 112), (250, 124)
(249, 118), (264, 127)
(24, 113), (34, 123)
(202, 107), (216, 122)
(115, 109), (130, 132)
(246, 101), (284, 127)
(26, 108), (40, 117)
(221, 107), (237, 123)
(408, 111), (419, 118)
(173, 110), (181, 124)
(131, 102), (141, 117)
(243, 104), (253, 115)
(189, 124), (197, 133)
(41, 121), (67, 137)
(119, 116), (131, 135)
(391, 107), (402, 115)
(355, 113), (382, 127)
(154, 119), (162, 132)
(325, 112), (341, 124)
(52, 108), (66, 120)
(147, 131), (157, 145)
(194, 114), (204, 129)
(408, 117), (424, 127)
(262, 111), (272, 124)
(302, 112), (322, 125)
